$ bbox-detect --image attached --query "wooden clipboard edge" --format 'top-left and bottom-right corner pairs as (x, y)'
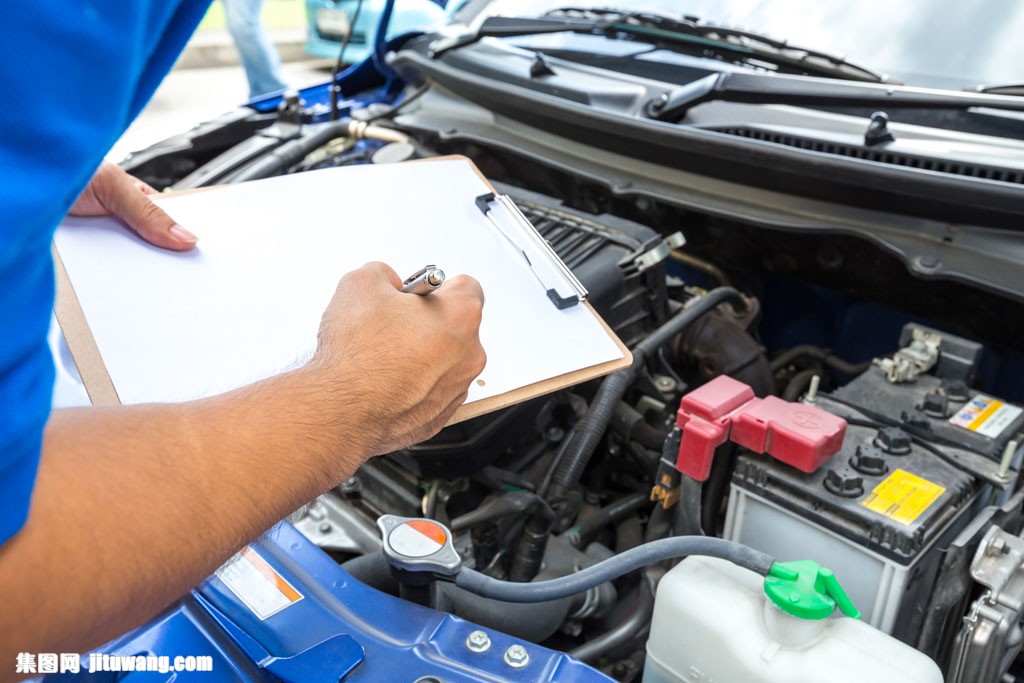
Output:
(53, 155), (633, 421)
(435, 155), (633, 424)
(51, 244), (121, 406)
(450, 301), (632, 424)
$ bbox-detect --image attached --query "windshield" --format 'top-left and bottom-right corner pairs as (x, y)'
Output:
(450, 0), (1024, 91)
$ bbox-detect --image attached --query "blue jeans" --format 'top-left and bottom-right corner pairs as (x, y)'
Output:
(224, 0), (288, 98)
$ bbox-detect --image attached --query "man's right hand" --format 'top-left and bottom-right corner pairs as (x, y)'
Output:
(310, 262), (486, 461)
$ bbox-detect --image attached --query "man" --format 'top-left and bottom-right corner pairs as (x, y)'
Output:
(0, 1), (485, 671)
(224, 0), (289, 98)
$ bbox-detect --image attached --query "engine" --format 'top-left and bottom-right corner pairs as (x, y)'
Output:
(123, 104), (1024, 683)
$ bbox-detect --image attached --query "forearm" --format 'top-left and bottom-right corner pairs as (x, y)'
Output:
(0, 366), (365, 664)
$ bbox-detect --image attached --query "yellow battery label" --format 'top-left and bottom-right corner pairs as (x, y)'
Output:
(861, 469), (946, 526)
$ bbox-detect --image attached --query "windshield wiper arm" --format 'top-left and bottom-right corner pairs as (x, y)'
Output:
(428, 16), (608, 57)
(975, 83), (1024, 97)
(430, 11), (883, 83)
(548, 8), (885, 83)
(647, 71), (1024, 121)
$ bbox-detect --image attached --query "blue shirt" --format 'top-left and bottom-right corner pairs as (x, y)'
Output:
(0, 1), (211, 546)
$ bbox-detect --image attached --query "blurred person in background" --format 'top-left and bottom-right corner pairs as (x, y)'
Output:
(224, 0), (288, 97)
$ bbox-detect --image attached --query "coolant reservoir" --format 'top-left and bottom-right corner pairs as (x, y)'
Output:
(643, 556), (942, 683)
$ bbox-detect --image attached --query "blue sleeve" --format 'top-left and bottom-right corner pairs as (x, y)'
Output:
(0, 0), (210, 546)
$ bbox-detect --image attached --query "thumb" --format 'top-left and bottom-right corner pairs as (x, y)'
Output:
(100, 167), (198, 251)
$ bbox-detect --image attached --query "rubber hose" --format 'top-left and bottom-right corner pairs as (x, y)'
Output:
(438, 584), (574, 642)
(231, 120), (352, 181)
(569, 572), (656, 663)
(770, 345), (870, 376)
(611, 402), (669, 450)
(782, 368), (819, 402)
(614, 515), (643, 554)
(454, 536), (774, 603)
(701, 443), (737, 535)
(343, 552), (575, 641)
(675, 476), (704, 537)
(342, 551), (399, 594)
(570, 492), (651, 547)
(546, 288), (745, 500)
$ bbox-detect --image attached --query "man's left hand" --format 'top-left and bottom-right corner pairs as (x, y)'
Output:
(69, 162), (198, 250)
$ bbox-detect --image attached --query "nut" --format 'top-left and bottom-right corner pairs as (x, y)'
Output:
(466, 630), (491, 653)
(504, 644), (530, 668)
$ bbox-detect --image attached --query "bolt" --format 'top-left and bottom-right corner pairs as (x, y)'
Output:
(504, 644), (530, 668)
(803, 374), (821, 406)
(466, 630), (491, 653)
(989, 536), (1008, 557)
(318, 522), (332, 533)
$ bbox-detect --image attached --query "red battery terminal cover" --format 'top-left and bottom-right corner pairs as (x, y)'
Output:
(675, 375), (847, 481)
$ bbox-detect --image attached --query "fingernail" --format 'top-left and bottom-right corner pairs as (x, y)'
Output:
(169, 224), (198, 243)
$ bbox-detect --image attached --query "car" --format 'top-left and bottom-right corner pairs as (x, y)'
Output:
(304, 0), (450, 62)
(62, 0), (1024, 681)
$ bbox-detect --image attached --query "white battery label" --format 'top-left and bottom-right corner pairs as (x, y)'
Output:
(214, 546), (303, 620)
(949, 395), (1023, 439)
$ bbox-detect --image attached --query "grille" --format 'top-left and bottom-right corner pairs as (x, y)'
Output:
(716, 126), (1024, 186)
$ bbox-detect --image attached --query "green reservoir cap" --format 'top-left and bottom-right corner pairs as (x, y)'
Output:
(764, 560), (861, 620)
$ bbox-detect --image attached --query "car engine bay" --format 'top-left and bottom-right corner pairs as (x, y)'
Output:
(100, 21), (1024, 683)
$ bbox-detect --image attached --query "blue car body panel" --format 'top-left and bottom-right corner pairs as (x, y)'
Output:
(50, 523), (614, 682)
(304, 0), (449, 62)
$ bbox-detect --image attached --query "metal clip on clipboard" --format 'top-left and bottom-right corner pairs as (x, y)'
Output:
(475, 193), (589, 310)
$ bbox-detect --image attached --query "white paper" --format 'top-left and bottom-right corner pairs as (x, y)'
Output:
(54, 159), (624, 407)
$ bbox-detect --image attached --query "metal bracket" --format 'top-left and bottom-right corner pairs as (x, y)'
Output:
(620, 231), (685, 277)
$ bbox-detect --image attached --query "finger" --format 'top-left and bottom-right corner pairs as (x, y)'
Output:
(133, 179), (158, 195)
(360, 261), (403, 290)
(439, 274), (485, 307)
(98, 167), (197, 250)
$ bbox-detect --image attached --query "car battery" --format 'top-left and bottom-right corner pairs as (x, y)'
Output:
(725, 326), (1023, 646)
(831, 325), (1023, 471)
(724, 420), (982, 643)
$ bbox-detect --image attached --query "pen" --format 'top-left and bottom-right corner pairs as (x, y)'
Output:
(401, 265), (446, 295)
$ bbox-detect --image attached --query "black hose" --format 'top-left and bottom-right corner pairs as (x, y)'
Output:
(676, 475), (704, 537)
(545, 288), (746, 501)
(342, 551), (574, 641)
(342, 551), (399, 594)
(569, 571), (656, 663)
(770, 345), (870, 376)
(423, 480), (440, 518)
(615, 515), (643, 554)
(568, 493), (650, 547)
(782, 368), (819, 402)
(701, 443), (737, 535)
(454, 536), (774, 603)
(610, 402), (669, 450)
(438, 584), (574, 642)
(231, 120), (352, 182)
(450, 491), (554, 532)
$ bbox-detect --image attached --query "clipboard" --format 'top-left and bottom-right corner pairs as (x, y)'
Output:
(53, 156), (632, 424)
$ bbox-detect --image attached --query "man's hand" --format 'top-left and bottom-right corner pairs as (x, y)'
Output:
(69, 162), (198, 250)
(310, 262), (487, 460)
(0, 266), (485, 666)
